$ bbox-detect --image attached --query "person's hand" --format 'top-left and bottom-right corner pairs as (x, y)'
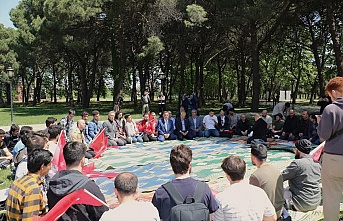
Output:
(299, 133), (303, 137)
(195, 129), (199, 132)
(114, 138), (119, 142)
(184, 131), (188, 135)
(271, 129), (275, 133)
(6, 155), (13, 160)
(164, 134), (170, 138)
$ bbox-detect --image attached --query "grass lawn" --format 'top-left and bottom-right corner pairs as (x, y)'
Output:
(0, 168), (13, 190)
(0, 100), (262, 127)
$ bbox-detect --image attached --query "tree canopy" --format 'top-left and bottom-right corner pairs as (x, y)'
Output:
(0, 0), (342, 110)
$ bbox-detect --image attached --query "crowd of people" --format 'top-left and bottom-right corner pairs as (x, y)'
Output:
(1, 77), (343, 220)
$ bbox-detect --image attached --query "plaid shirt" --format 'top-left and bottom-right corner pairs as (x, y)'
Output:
(6, 173), (47, 221)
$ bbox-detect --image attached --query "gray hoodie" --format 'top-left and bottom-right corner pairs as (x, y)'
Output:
(317, 97), (343, 155)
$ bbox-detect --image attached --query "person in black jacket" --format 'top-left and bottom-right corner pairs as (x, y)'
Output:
(281, 109), (299, 141)
(48, 142), (108, 221)
(247, 114), (268, 144)
(236, 114), (253, 136)
(175, 111), (193, 141)
(217, 109), (231, 137)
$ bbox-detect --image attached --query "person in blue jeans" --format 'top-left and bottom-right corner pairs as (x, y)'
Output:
(202, 109), (219, 138)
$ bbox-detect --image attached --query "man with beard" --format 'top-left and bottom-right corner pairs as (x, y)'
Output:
(282, 139), (321, 212)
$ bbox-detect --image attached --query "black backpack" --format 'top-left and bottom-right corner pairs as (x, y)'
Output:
(163, 181), (209, 221)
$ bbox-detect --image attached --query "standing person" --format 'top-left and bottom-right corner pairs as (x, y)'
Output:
(58, 109), (75, 142)
(189, 109), (203, 138)
(4, 124), (20, 152)
(102, 111), (125, 146)
(272, 102), (290, 119)
(181, 94), (189, 115)
(202, 109), (219, 138)
(189, 92), (198, 112)
(48, 142), (108, 220)
(282, 140), (321, 212)
(124, 114), (143, 143)
(142, 90), (151, 116)
(6, 149), (52, 220)
(152, 145), (218, 221)
(317, 94), (331, 114)
(249, 144), (284, 219)
(317, 77), (343, 221)
(88, 110), (103, 141)
(101, 172), (160, 221)
(212, 156), (276, 221)
(158, 92), (166, 116)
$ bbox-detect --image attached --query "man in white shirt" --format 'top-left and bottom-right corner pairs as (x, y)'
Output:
(272, 102), (290, 119)
(213, 156), (277, 221)
(203, 109), (219, 138)
(101, 172), (159, 221)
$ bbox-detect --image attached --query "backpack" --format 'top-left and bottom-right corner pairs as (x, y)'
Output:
(163, 181), (209, 221)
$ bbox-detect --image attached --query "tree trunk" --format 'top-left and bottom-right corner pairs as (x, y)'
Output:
(327, 0), (343, 76)
(251, 20), (260, 111)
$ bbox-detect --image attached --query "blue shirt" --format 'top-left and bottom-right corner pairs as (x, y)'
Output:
(12, 140), (25, 157)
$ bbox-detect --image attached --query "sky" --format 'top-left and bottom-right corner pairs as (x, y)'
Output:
(0, 0), (20, 28)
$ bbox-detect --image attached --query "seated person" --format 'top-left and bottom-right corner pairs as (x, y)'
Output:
(102, 111), (125, 146)
(247, 114), (267, 144)
(101, 172), (160, 221)
(6, 149), (52, 220)
(261, 109), (273, 137)
(124, 114), (143, 143)
(157, 111), (177, 142)
(114, 111), (131, 145)
(203, 109), (219, 138)
(87, 110), (103, 141)
(217, 109), (231, 137)
(188, 109), (203, 138)
(176, 106), (188, 118)
(175, 111), (193, 140)
(271, 113), (284, 137)
(0, 129), (13, 169)
(12, 126), (33, 157)
(280, 109), (299, 141)
(308, 114), (320, 145)
(213, 156), (277, 221)
(282, 139), (321, 212)
(4, 124), (20, 152)
(235, 114), (252, 136)
(297, 111), (311, 139)
(138, 113), (158, 142)
(228, 108), (240, 129)
(70, 119), (95, 159)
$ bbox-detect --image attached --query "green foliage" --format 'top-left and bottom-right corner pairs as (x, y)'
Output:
(184, 4), (208, 27)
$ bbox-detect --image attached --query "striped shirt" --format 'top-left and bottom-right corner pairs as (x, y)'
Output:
(6, 173), (47, 221)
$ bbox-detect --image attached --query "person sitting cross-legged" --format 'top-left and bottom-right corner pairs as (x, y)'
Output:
(212, 156), (277, 221)
(247, 114), (267, 144)
(282, 139), (321, 212)
(157, 111), (177, 142)
(138, 113), (158, 142)
(6, 149), (52, 220)
(101, 172), (160, 221)
(203, 109), (219, 138)
(270, 113), (284, 138)
(188, 109), (203, 138)
(175, 111), (194, 140)
(280, 109), (299, 141)
(235, 114), (252, 136)
(217, 109), (231, 137)
(124, 114), (143, 143)
(152, 144), (219, 221)
(102, 111), (125, 146)
(87, 110), (103, 142)
(250, 144), (285, 219)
